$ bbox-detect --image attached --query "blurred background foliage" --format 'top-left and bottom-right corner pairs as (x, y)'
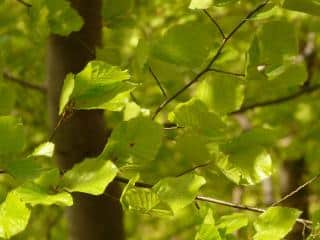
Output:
(1, 0), (320, 239)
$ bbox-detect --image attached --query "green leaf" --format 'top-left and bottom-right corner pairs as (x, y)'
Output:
(217, 146), (272, 185)
(0, 192), (31, 239)
(14, 183), (73, 207)
(59, 61), (135, 112)
(217, 213), (249, 234)
(283, 0), (320, 16)
(102, 0), (133, 27)
(195, 208), (221, 240)
(153, 173), (206, 214)
(245, 20), (307, 101)
(35, 168), (61, 189)
(213, 0), (239, 6)
(45, 0), (84, 36)
(120, 176), (172, 216)
(189, 0), (213, 9)
(168, 99), (227, 139)
(151, 21), (220, 69)
(30, 142), (55, 158)
(196, 73), (245, 114)
(0, 116), (24, 156)
(4, 157), (42, 180)
(176, 133), (211, 166)
(61, 159), (118, 195)
(253, 207), (302, 240)
(101, 117), (163, 169)
(59, 73), (75, 115)
(0, 82), (15, 116)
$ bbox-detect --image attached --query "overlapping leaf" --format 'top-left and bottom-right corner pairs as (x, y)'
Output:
(59, 61), (135, 113)
(101, 117), (163, 169)
(253, 207), (301, 240)
(151, 21), (220, 69)
(195, 208), (221, 240)
(13, 183), (73, 207)
(61, 158), (118, 195)
(152, 173), (206, 214)
(168, 99), (228, 140)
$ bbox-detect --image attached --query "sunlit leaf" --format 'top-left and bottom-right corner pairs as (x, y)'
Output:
(61, 159), (118, 195)
(101, 117), (163, 169)
(0, 192), (31, 239)
(30, 142), (55, 158)
(195, 208), (221, 240)
(253, 207), (302, 240)
(59, 61), (135, 112)
(14, 183), (73, 207)
(153, 173), (206, 214)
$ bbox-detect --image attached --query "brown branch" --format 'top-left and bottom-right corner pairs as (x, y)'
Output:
(176, 162), (211, 177)
(208, 68), (245, 77)
(151, 0), (269, 119)
(148, 65), (168, 98)
(3, 71), (47, 94)
(16, 0), (32, 8)
(231, 84), (320, 114)
(203, 10), (225, 39)
(113, 175), (312, 227)
(271, 174), (320, 207)
(195, 195), (312, 227)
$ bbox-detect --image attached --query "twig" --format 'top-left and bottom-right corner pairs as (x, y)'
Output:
(195, 195), (312, 227)
(3, 71), (47, 94)
(176, 162), (211, 177)
(16, 0), (32, 8)
(113, 175), (312, 227)
(163, 125), (184, 130)
(272, 174), (320, 207)
(231, 84), (320, 114)
(114, 176), (153, 188)
(151, 0), (269, 120)
(208, 68), (245, 77)
(148, 65), (168, 98)
(203, 10), (225, 39)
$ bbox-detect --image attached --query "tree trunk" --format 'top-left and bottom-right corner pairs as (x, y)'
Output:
(46, 1), (124, 239)
(280, 159), (309, 240)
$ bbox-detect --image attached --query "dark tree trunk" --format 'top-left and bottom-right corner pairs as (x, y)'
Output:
(46, 1), (124, 239)
(280, 159), (309, 240)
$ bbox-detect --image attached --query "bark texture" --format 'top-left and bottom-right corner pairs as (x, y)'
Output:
(46, 1), (124, 239)
(281, 159), (309, 240)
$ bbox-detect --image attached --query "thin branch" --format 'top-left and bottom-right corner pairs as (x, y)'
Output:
(231, 84), (320, 114)
(113, 175), (312, 227)
(272, 174), (320, 207)
(151, 0), (269, 119)
(202, 10), (225, 39)
(16, 0), (32, 8)
(0, 169), (6, 174)
(163, 125), (184, 130)
(3, 71), (47, 94)
(148, 65), (168, 98)
(114, 176), (153, 188)
(195, 195), (312, 227)
(176, 162), (211, 177)
(208, 68), (245, 77)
